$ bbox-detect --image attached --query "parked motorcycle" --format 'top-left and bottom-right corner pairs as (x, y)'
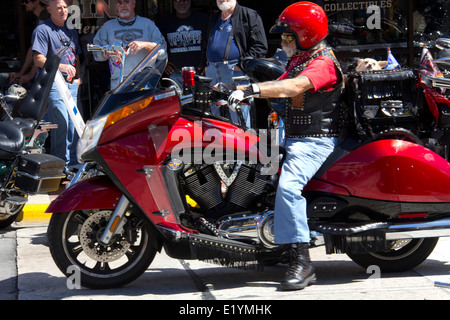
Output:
(0, 51), (66, 229)
(1, 83), (58, 154)
(47, 44), (450, 289)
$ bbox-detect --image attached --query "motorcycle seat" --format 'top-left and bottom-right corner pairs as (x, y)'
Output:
(0, 121), (24, 160)
(5, 117), (36, 138)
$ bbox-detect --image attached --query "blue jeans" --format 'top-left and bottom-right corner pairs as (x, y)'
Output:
(274, 137), (338, 244)
(206, 60), (251, 128)
(47, 82), (79, 169)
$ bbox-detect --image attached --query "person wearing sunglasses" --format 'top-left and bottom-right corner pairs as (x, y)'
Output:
(31, 0), (82, 177)
(157, 0), (208, 87)
(92, 0), (166, 89)
(228, 1), (344, 291)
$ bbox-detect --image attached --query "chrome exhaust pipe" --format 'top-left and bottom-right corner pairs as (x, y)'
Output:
(216, 211), (279, 248)
(386, 217), (450, 240)
(218, 213), (450, 243)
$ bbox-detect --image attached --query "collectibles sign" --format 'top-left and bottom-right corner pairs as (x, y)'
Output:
(322, 0), (394, 12)
(323, 0), (393, 30)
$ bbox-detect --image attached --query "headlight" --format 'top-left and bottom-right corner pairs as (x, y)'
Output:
(76, 115), (107, 163)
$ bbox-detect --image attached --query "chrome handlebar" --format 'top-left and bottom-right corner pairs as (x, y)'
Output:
(87, 43), (124, 53)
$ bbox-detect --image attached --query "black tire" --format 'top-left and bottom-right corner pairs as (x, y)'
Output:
(0, 212), (21, 229)
(47, 210), (157, 289)
(347, 238), (439, 272)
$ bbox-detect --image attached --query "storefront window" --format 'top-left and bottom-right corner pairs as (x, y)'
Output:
(412, 0), (450, 43)
(0, 3), (21, 60)
(325, 0), (409, 51)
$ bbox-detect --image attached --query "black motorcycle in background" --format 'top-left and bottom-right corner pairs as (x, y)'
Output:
(0, 50), (66, 229)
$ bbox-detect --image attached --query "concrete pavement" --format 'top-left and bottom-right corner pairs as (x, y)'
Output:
(2, 190), (450, 301)
(2, 222), (450, 301)
(0, 228), (17, 300)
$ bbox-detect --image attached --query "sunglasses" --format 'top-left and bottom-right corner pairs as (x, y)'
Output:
(281, 34), (296, 44)
(117, 0), (132, 5)
(22, 0), (33, 4)
(174, 0), (190, 2)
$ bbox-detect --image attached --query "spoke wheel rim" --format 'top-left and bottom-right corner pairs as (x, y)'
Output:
(62, 210), (149, 279)
(369, 239), (423, 261)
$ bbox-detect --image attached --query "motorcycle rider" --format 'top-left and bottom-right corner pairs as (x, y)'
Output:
(228, 1), (344, 291)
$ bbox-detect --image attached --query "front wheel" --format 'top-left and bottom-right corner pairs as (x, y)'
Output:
(347, 238), (438, 272)
(47, 209), (157, 289)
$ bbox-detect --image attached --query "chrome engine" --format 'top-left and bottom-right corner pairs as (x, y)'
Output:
(216, 211), (278, 248)
(180, 161), (278, 248)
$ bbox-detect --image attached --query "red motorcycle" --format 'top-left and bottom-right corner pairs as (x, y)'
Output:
(47, 45), (450, 289)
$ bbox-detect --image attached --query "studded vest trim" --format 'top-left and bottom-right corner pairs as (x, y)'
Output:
(284, 48), (344, 138)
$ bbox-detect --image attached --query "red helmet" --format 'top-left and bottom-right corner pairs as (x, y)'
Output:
(270, 2), (328, 50)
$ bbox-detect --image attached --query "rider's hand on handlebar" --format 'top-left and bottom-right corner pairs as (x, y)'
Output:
(213, 82), (236, 93)
(228, 84), (260, 111)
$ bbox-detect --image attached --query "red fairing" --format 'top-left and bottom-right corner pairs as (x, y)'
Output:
(163, 117), (264, 163)
(316, 139), (450, 202)
(96, 114), (262, 232)
(98, 92), (181, 146)
(46, 176), (122, 213)
(97, 132), (181, 230)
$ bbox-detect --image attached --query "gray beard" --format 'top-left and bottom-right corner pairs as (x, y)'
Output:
(282, 46), (296, 58)
(218, 2), (234, 11)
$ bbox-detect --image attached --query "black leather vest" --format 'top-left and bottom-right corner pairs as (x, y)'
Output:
(284, 48), (344, 138)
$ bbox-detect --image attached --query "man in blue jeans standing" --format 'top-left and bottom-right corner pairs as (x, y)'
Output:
(32, 0), (81, 176)
(205, 0), (267, 128)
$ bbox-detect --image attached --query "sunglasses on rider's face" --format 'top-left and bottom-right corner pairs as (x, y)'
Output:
(281, 34), (296, 44)
(117, 0), (132, 5)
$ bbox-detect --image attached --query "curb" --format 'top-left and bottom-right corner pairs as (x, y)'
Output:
(17, 191), (60, 225)
(17, 187), (196, 224)
(18, 203), (51, 224)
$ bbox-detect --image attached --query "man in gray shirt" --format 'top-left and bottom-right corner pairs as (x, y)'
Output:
(93, 0), (166, 89)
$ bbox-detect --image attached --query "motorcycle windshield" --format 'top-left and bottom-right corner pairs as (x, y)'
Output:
(93, 44), (168, 118)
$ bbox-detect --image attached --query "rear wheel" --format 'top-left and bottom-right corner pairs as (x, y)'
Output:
(47, 209), (157, 289)
(347, 238), (438, 272)
(0, 212), (20, 229)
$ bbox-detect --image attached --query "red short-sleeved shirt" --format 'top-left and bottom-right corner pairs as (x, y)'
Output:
(300, 56), (340, 92)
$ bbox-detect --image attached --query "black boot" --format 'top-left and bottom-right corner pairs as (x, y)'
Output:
(280, 243), (316, 291)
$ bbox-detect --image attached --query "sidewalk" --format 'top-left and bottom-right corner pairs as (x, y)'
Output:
(12, 225), (450, 300)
